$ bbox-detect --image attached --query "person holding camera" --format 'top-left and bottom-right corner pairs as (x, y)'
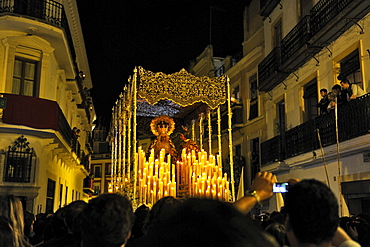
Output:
(233, 171), (277, 215)
(234, 173), (360, 247)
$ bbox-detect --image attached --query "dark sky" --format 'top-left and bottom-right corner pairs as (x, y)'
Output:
(77, 0), (246, 124)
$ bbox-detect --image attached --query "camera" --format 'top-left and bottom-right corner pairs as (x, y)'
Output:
(347, 220), (361, 228)
(273, 182), (291, 193)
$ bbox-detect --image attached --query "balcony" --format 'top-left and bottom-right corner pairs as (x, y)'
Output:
(309, 0), (370, 47)
(261, 93), (370, 166)
(257, 0), (370, 93)
(260, 0), (281, 18)
(280, 16), (322, 72)
(2, 94), (85, 159)
(0, 0), (79, 75)
(261, 135), (283, 165)
(258, 47), (289, 92)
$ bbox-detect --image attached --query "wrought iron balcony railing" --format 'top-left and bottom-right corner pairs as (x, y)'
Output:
(309, 0), (370, 46)
(261, 93), (370, 166)
(258, 47), (289, 92)
(257, 0), (369, 92)
(280, 16), (322, 72)
(261, 135), (283, 165)
(260, 0), (281, 18)
(0, 0), (78, 74)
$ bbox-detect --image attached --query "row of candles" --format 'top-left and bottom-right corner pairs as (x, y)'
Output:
(177, 149), (230, 201)
(137, 147), (176, 205)
(136, 147), (231, 206)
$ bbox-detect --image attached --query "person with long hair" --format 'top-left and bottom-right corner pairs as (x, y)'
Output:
(0, 195), (32, 247)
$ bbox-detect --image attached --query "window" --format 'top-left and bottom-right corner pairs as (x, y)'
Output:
(46, 179), (56, 213)
(340, 50), (362, 89)
(12, 57), (38, 97)
(59, 184), (63, 208)
(303, 79), (318, 121)
(65, 186), (68, 206)
(249, 74), (258, 120)
(94, 165), (102, 179)
(105, 163), (112, 176)
(276, 100), (285, 135)
(273, 19), (282, 48)
(250, 138), (260, 181)
(234, 144), (243, 195)
(4, 136), (35, 183)
(93, 184), (101, 195)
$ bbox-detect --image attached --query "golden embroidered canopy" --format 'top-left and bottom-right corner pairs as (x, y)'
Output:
(137, 66), (227, 109)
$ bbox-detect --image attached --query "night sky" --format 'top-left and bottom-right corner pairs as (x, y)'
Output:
(77, 0), (246, 125)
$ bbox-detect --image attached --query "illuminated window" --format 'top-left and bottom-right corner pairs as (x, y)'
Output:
(12, 57), (38, 97)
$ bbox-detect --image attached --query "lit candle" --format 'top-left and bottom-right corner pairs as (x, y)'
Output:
(167, 153), (171, 165)
(139, 178), (142, 200)
(170, 186), (175, 197)
(172, 164), (175, 179)
(155, 161), (159, 176)
(159, 181), (163, 199)
(176, 161), (181, 190)
(153, 182), (157, 203)
(151, 190), (154, 205)
(143, 184), (147, 204)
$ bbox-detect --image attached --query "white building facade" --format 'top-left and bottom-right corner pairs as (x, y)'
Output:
(254, 0), (370, 215)
(0, 0), (95, 213)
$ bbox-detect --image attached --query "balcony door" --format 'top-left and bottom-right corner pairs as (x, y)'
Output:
(250, 138), (259, 181)
(273, 19), (282, 48)
(340, 49), (362, 89)
(303, 79), (318, 122)
(12, 57), (39, 97)
(249, 74), (258, 120)
(276, 100), (285, 135)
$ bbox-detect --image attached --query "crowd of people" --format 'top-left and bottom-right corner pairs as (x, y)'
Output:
(0, 172), (369, 246)
(316, 76), (366, 115)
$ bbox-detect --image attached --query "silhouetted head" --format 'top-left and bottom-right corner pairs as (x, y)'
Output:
(81, 194), (134, 247)
(146, 198), (278, 247)
(284, 179), (339, 245)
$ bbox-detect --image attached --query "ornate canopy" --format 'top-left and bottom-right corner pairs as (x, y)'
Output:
(137, 66), (227, 110)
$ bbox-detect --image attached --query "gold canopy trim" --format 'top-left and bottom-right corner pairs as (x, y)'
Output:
(137, 66), (227, 109)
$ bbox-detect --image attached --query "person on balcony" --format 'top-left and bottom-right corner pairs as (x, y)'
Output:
(331, 84), (348, 110)
(339, 79), (366, 101)
(316, 88), (330, 115)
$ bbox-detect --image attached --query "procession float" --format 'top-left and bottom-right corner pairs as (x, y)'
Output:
(108, 66), (237, 207)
